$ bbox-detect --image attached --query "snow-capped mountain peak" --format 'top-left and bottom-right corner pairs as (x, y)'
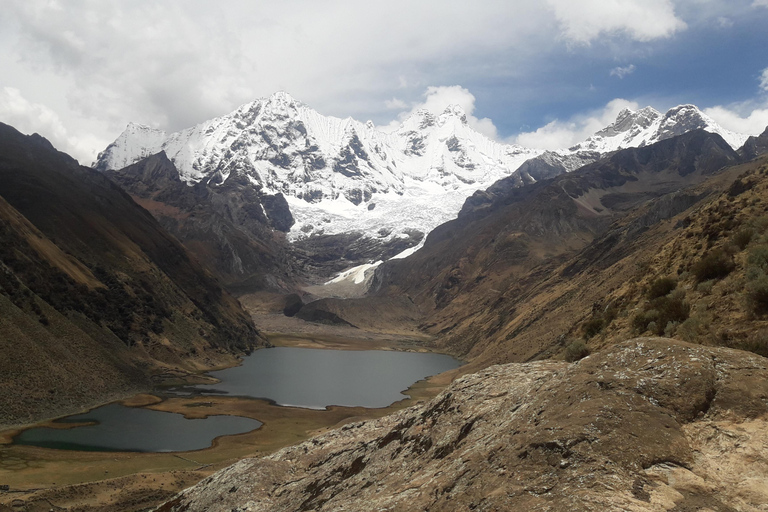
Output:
(95, 94), (750, 258)
(565, 104), (747, 156)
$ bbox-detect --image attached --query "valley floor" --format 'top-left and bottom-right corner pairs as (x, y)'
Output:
(0, 317), (462, 512)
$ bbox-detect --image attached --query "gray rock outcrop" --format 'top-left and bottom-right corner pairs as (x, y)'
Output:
(159, 338), (768, 511)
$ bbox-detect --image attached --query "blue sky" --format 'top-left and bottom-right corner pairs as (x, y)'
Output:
(1, 0), (767, 163)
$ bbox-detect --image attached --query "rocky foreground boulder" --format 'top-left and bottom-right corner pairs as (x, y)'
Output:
(159, 338), (768, 511)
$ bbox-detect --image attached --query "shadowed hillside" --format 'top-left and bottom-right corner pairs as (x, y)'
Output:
(0, 123), (265, 427)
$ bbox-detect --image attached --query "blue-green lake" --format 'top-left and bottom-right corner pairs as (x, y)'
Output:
(14, 347), (461, 452)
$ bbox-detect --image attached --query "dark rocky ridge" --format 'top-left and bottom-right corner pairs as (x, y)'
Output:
(104, 152), (298, 292)
(738, 125), (768, 161)
(0, 123), (264, 427)
(105, 153), (423, 292)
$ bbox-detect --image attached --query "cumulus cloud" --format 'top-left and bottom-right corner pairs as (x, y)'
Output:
(1, 0), (764, 162)
(703, 66), (768, 136)
(704, 105), (768, 135)
(382, 86), (499, 139)
(610, 64), (636, 78)
(545, 0), (686, 43)
(514, 98), (641, 149)
(0, 87), (101, 163)
(2, 1), (549, 135)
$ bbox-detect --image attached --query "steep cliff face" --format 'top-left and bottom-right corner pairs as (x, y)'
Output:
(739, 126), (768, 161)
(104, 152), (298, 292)
(160, 338), (768, 511)
(0, 123), (265, 427)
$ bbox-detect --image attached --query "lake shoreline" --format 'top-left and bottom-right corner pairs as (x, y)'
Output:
(0, 329), (466, 511)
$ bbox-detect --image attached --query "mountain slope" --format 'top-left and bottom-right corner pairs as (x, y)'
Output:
(372, 130), (739, 318)
(0, 123), (264, 427)
(366, 132), (768, 368)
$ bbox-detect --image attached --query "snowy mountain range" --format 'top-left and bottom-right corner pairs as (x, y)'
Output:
(95, 93), (748, 255)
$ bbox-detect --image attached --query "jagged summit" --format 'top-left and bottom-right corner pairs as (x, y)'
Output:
(593, 106), (661, 140)
(566, 104), (746, 156)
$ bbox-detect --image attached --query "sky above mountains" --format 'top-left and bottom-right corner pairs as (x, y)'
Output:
(1, 0), (767, 164)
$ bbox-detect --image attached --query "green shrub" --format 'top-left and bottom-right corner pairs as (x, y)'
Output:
(664, 321), (679, 337)
(677, 315), (704, 342)
(582, 317), (604, 340)
(646, 277), (677, 300)
(747, 244), (768, 270)
(692, 249), (735, 282)
(633, 291), (690, 336)
(738, 332), (768, 358)
(696, 280), (715, 295)
(745, 271), (768, 316)
(632, 309), (659, 333)
(565, 340), (590, 362)
(731, 228), (754, 250)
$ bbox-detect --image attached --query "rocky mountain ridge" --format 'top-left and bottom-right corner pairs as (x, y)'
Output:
(95, 94), (748, 272)
(309, 128), (768, 367)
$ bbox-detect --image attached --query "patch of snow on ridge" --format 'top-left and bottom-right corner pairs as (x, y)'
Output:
(325, 261), (382, 285)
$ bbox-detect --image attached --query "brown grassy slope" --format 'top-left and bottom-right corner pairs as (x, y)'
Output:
(362, 130), (742, 363)
(435, 154), (768, 368)
(0, 123), (265, 427)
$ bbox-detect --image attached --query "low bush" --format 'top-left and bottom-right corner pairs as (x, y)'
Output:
(731, 228), (754, 250)
(696, 280), (715, 295)
(565, 340), (590, 362)
(633, 290), (690, 336)
(747, 244), (768, 270)
(745, 271), (768, 316)
(646, 277), (677, 300)
(692, 249), (735, 283)
(582, 317), (604, 340)
(738, 332), (768, 358)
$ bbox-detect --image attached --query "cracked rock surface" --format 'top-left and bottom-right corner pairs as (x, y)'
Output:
(158, 338), (768, 511)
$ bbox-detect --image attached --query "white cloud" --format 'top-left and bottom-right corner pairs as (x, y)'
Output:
(514, 98), (641, 149)
(716, 17), (734, 28)
(546, 0), (686, 43)
(2, 1), (550, 137)
(610, 64), (636, 78)
(704, 105), (768, 136)
(701, 67), (768, 136)
(382, 86), (499, 139)
(753, 0), (768, 8)
(0, 87), (102, 163)
(385, 98), (408, 110)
